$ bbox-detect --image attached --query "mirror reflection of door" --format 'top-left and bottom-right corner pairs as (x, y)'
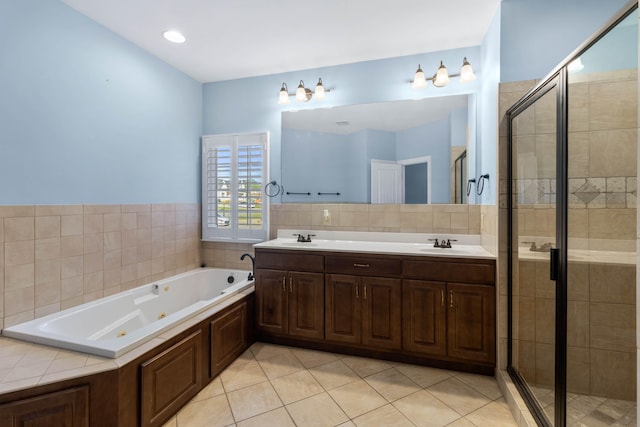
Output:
(371, 157), (431, 204)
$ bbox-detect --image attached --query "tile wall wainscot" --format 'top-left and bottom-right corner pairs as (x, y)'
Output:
(498, 69), (638, 405)
(0, 204), (202, 330)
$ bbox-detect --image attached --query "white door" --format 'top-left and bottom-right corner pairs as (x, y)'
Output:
(371, 160), (403, 204)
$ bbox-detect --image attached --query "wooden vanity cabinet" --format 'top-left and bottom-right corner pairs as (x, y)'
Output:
(402, 259), (496, 365)
(255, 250), (325, 340)
(325, 256), (402, 350)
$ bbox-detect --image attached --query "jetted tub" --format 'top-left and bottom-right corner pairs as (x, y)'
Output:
(2, 268), (254, 358)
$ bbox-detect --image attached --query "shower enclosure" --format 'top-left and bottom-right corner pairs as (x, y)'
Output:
(507, 3), (638, 426)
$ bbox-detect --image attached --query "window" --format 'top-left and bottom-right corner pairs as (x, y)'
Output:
(201, 132), (269, 242)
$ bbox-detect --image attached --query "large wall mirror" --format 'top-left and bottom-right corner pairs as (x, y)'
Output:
(281, 95), (475, 204)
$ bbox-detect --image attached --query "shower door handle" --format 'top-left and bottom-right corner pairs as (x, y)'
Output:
(549, 248), (559, 281)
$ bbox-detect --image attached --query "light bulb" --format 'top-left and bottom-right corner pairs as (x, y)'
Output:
(460, 57), (476, 82)
(412, 65), (427, 89)
(315, 78), (325, 100)
(296, 81), (306, 102)
(278, 83), (290, 105)
(433, 61), (449, 87)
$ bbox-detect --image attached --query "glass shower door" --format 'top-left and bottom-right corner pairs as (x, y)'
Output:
(510, 79), (560, 425)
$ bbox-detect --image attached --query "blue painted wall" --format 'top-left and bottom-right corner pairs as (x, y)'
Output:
(0, 0), (203, 204)
(500, 0), (630, 82)
(477, 3), (501, 204)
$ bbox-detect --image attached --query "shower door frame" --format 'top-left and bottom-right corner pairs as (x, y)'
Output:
(506, 2), (638, 426)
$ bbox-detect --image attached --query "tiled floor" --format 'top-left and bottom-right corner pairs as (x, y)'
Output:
(530, 385), (637, 426)
(162, 342), (518, 427)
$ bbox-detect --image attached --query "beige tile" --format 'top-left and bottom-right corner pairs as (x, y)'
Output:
(83, 233), (103, 255)
(589, 264), (635, 304)
(34, 205), (82, 216)
(226, 381), (282, 421)
(4, 217), (34, 242)
(35, 216), (60, 239)
(5, 240), (34, 266)
(237, 407), (295, 427)
(176, 394), (234, 427)
(286, 392), (349, 427)
(328, 379), (387, 418)
(104, 231), (122, 252)
(291, 347), (339, 369)
(353, 404), (414, 427)
(567, 346), (590, 395)
(84, 253), (103, 275)
(445, 418), (477, 427)
(83, 214), (103, 234)
(427, 377), (491, 416)
(61, 236), (83, 257)
(394, 364), (453, 388)
(220, 359), (268, 392)
(61, 256), (83, 279)
(309, 359), (360, 390)
(590, 349), (636, 400)
(341, 356), (393, 378)
(257, 351), (305, 380)
(4, 287), (34, 316)
(365, 368), (421, 402)
(465, 400), (518, 426)
(590, 302), (635, 352)
(61, 215), (83, 236)
(103, 214), (121, 232)
(589, 79), (637, 131)
(35, 259), (61, 286)
(454, 372), (503, 400)
(34, 237), (60, 261)
(271, 370), (324, 405)
(5, 263), (34, 289)
(249, 342), (293, 361)
(61, 276), (83, 299)
(393, 390), (461, 427)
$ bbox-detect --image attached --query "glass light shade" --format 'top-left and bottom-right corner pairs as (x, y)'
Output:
(315, 78), (325, 99)
(412, 65), (427, 89)
(296, 81), (307, 102)
(278, 83), (290, 104)
(163, 30), (186, 43)
(433, 61), (449, 87)
(460, 57), (476, 82)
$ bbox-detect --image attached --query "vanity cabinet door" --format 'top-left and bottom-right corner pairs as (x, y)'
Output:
(288, 272), (325, 339)
(325, 274), (362, 344)
(256, 269), (288, 335)
(447, 283), (495, 364)
(402, 280), (447, 356)
(362, 277), (401, 350)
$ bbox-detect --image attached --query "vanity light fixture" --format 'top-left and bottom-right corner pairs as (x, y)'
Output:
(162, 30), (186, 43)
(411, 57), (475, 88)
(278, 78), (330, 104)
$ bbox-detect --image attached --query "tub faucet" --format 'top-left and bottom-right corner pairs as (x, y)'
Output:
(240, 253), (255, 280)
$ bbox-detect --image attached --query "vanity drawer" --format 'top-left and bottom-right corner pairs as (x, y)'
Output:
(255, 249), (324, 272)
(325, 256), (402, 276)
(403, 260), (495, 285)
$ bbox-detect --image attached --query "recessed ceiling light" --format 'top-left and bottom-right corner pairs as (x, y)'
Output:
(163, 30), (186, 44)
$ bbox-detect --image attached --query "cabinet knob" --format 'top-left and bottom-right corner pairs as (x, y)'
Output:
(441, 290), (444, 306)
(353, 263), (370, 268)
(363, 284), (367, 300)
(449, 290), (454, 308)
(355, 285), (359, 298)
(289, 277), (293, 293)
(282, 277), (286, 292)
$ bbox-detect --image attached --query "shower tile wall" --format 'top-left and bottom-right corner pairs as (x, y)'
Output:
(499, 69), (638, 401)
(0, 204), (202, 330)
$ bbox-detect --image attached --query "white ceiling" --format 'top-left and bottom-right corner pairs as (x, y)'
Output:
(61, 0), (501, 83)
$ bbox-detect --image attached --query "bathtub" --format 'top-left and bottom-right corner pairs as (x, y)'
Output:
(2, 268), (254, 358)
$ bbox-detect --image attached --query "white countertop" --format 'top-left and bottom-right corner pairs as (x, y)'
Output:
(254, 230), (496, 260)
